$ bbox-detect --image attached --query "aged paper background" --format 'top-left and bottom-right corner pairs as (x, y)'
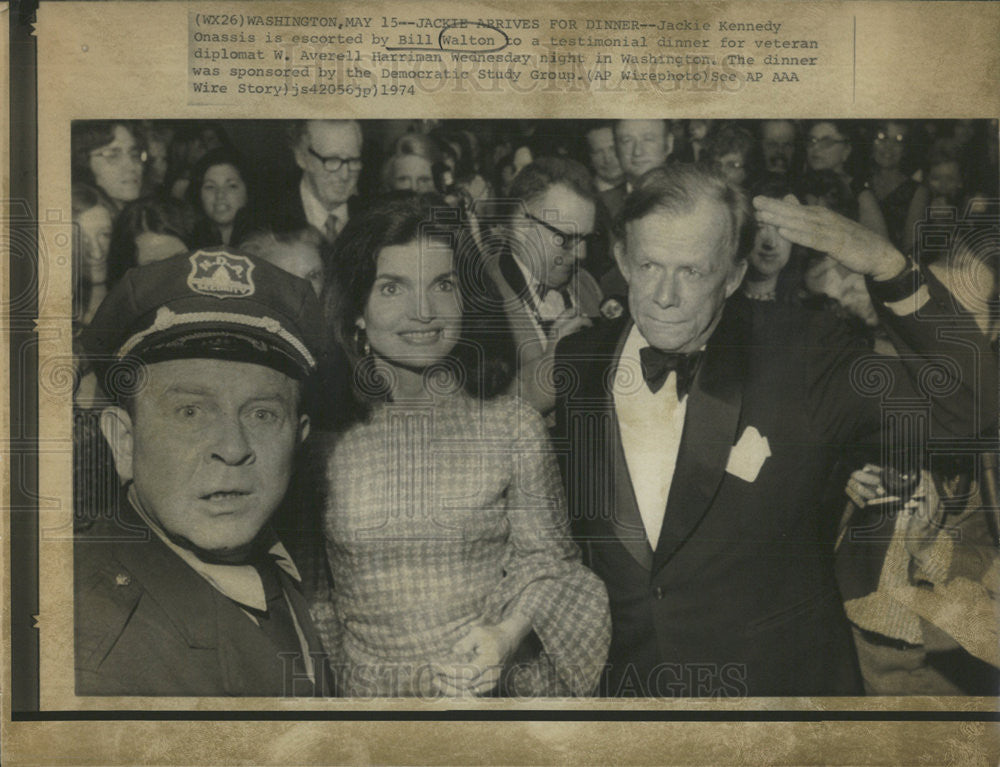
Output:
(5, 0), (1000, 763)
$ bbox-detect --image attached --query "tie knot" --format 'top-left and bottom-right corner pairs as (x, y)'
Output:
(324, 212), (340, 242)
(639, 346), (702, 398)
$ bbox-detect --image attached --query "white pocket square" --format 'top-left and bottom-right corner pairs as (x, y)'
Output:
(725, 426), (771, 483)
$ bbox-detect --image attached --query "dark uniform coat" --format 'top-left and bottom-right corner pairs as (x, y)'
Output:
(75, 499), (332, 696)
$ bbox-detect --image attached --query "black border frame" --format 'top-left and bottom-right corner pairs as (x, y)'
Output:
(7, 0), (998, 727)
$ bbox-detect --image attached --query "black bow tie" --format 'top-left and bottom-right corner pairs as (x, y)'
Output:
(639, 347), (702, 399)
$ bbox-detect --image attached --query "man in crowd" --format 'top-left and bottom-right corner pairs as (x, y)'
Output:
(269, 119), (364, 243)
(585, 122), (625, 193)
(604, 119), (675, 219)
(597, 118), (677, 299)
(75, 248), (330, 696)
(582, 122), (625, 282)
(760, 119), (798, 177)
(485, 157), (603, 416)
(554, 163), (996, 696)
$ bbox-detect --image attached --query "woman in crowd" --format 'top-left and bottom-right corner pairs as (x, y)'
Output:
(308, 194), (610, 697)
(164, 122), (232, 200)
(863, 121), (928, 255)
(805, 120), (889, 240)
(741, 175), (805, 304)
(796, 168), (881, 336)
(707, 123), (756, 188)
(141, 122), (173, 195)
(433, 127), (493, 202)
(106, 195), (193, 287)
(924, 145), (969, 209)
(71, 183), (116, 326)
(188, 147), (255, 248)
(378, 134), (440, 195)
(71, 121), (146, 212)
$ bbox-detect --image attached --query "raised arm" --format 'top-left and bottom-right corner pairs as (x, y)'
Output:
(755, 195), (998, 443)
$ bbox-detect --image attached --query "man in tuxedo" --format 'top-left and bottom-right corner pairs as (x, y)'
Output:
(553, 164), (996, 696)
(268, 120), (363, 243)
(75, 248), (331, 696)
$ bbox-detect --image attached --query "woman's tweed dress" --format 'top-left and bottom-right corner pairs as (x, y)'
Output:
(309, 393), (610, 696)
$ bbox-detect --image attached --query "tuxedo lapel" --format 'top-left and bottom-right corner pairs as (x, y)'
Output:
(653, 297), (751, 571)
(562, 319), (652, 570)
(607, 322), (655, 571)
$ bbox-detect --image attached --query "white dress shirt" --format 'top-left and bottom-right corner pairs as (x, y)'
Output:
(613, 324), (688, 549)
(300, 178), (349, 237)
(512, 253), (575, 348)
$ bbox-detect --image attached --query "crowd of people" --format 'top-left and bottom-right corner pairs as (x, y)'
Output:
(71, 118), (998, 698)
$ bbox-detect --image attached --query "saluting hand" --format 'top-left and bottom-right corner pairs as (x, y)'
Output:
(753, 194), (907, 282)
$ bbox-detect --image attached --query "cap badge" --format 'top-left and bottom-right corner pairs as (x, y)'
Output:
(187, 251), (256, 298)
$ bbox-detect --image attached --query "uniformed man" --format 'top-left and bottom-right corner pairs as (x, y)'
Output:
(75, 248), (330, 696)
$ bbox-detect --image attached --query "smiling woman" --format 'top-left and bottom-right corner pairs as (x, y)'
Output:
(306, 193), (611, 697)
(188, 147), (255, 248)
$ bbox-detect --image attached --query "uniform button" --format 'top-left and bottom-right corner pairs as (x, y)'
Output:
(653, 586), (664, 599)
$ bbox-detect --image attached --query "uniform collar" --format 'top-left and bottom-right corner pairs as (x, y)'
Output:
(127, 486), (301, 613)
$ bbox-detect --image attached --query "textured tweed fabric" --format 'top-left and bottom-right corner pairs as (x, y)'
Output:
(309, 393), (610, 697)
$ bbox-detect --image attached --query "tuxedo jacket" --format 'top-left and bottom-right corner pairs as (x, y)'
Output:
(553, 279), (995, 697)
(75, 499), (332, 696)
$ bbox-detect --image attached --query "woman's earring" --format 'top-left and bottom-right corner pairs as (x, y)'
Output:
(353, 325), (371, 357)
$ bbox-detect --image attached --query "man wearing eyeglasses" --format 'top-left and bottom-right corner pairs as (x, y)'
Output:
(485, 157), (603, 416)
(269, 120), (364, 243)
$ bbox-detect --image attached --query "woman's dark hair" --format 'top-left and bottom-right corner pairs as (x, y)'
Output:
(186, 146), (252, 214)
(106, 195), (194, 288)
(868, 120), (919, 176)
(703, 123), (760, 188)
(431, 128), (479, 181)
(163, 122), (234, 197)
(796, 169), (859, 220)
(71, 121), (145, 188)
(185, 147), (255, 248)
(321, 192), (515, 429)
(71, 183), (116, 323)
(706, 124), (756, 161)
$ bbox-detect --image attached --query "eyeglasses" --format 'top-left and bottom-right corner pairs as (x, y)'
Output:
(307, 146), (363, 173)
(524, 211), (599, 251)
(875, 131), (906, 144)
(718, 159), (745, 170)
(806, 136), (847, 150)
(90, 148), (147, 164)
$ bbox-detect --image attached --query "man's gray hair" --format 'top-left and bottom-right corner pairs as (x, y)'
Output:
(617, 163), (756, 262)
